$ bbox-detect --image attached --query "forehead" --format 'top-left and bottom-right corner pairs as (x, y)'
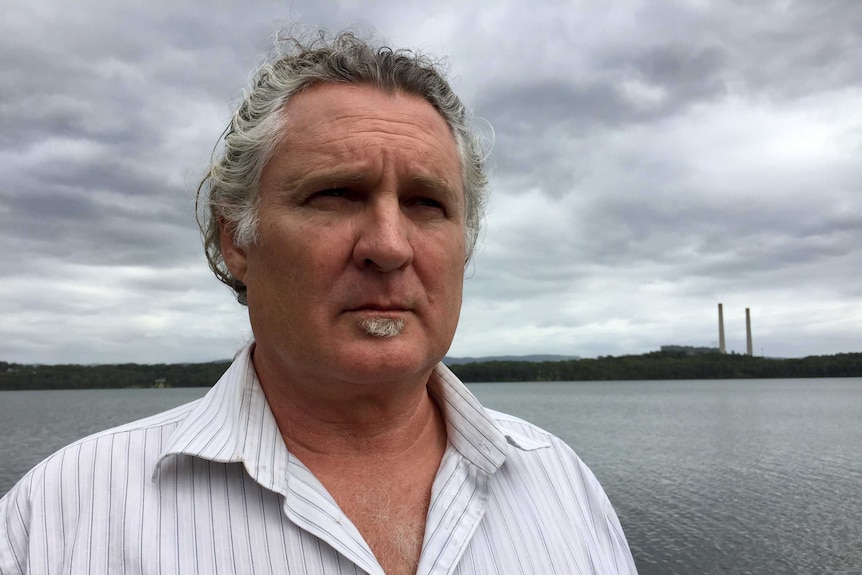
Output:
(283, 81), (454, 136)
(271, 83), (462, 183)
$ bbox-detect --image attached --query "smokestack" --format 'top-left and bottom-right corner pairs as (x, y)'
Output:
(746, 308), (753, 356)
(718, 303), (726, 353)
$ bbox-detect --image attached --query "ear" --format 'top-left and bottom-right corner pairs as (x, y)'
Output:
(220, 219), (249, 283)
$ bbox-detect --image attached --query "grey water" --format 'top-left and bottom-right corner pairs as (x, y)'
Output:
(2, 378), (860, 574)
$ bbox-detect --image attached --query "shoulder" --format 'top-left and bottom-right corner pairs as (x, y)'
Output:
(486, 408), (558, 442)
(0, 400), (200, 574)
(2, 399), (198, 503)
(484, 407), (613, 511)
(486, 408), (579, 458)
(481, 409), (638, 572)
(49, 399), (196, 465)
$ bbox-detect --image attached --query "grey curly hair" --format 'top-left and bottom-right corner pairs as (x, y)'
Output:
(196, 31), (489, 305)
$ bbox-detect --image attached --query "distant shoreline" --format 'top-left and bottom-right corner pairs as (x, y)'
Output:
(2, 350), (861, 390)
(449, 351), (862, 382)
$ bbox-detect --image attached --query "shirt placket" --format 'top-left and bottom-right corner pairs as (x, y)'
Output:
(416, 448), (491, 575)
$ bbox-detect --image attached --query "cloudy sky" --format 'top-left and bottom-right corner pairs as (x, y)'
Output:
(2, 0), (860, 365)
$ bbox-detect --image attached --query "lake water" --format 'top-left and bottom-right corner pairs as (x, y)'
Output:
(2, 378), (860, 574)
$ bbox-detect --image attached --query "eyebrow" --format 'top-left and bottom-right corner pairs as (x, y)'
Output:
(285, 171), (460, 198)
(280, 171), (366, 193)
(410, 174), (462, 203)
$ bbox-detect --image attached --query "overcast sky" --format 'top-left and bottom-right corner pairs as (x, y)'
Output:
(2, 0), (860, 365)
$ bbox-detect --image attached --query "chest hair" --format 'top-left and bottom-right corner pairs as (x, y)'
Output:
(321, 461), (437, 575)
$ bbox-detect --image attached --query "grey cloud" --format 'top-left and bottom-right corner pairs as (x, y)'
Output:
(0, 188), (198, 269)
(731, 2), (862, 98)
(3, 0), (862, 363)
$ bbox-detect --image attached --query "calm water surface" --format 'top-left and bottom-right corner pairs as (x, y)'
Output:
(2, 378), (860, 574)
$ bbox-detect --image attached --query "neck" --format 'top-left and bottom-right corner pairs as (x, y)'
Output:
(251, 347), (448, 574)
(252, 348), (446, 459)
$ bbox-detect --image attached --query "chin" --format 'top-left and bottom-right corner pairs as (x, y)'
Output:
(335, 339), (444, 383)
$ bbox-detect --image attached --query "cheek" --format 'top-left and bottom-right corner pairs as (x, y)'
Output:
(430, 254), (465, 309)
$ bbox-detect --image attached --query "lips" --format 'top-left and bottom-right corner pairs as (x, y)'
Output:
(343, 296), (415, 313)
(347, 303), (411, 312)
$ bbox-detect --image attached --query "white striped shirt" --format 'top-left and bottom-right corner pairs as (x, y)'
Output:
(0, 346), (637, 574)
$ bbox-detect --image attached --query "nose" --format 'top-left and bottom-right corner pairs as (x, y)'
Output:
(352, 196), (414, 272)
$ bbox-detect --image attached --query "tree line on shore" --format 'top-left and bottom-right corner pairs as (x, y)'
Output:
(1, 350), (861, 391)
(0, 360), (232, 391)
(448, 350), (862, 382)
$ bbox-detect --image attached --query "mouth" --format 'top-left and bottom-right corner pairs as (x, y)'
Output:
(346, 303), (412, 314)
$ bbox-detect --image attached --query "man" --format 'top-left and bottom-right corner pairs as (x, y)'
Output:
(0, 32), (637, 574)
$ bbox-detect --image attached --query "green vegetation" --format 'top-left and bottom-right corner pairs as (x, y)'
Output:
(449, 351), (862, 382)
(0, 360), (231, 391)
(1, 350), (861, 390)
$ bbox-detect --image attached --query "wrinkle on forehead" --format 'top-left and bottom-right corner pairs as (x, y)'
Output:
(276, 84), (459, 158)
(265, 84), (464, 203)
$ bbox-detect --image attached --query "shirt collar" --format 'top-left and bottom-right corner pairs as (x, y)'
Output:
(154, 345), (548, 485)
(428, 363), (549, 475)
(153, 344), (291, 493)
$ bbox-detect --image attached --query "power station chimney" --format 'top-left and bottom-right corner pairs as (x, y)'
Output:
(746, 308), (753, 356)
(718, 303), (726, 353)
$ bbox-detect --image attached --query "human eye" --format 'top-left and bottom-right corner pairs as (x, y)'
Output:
(305, 187), (360, 209)
(417, 197), (444, 209)
(404, 176), (459, 219)
(404, 195), (448, 219)
(317, 187), (351, 198)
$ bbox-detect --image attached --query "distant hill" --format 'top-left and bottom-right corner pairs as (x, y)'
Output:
(444, 354), (580, 365)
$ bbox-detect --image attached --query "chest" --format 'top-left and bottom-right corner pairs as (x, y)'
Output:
(316, 462), (437, 575)
(24, 457), (630, 575)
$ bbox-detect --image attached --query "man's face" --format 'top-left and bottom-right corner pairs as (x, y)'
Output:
(222, 83), (467, 386)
